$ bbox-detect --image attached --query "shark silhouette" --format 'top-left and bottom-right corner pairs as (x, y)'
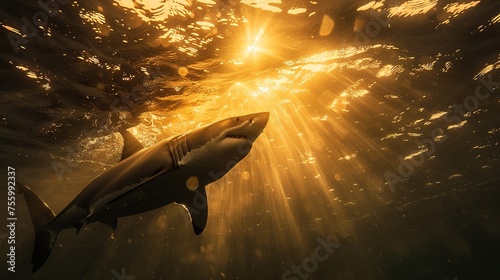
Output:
(18, 112), (269, 272)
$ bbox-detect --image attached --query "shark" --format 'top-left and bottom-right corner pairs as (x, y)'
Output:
(18, 112), (269, 272)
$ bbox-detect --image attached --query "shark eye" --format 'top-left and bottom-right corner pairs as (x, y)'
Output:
(235, 117), (240, 122)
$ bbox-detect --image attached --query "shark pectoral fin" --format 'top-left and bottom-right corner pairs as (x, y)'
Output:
(119, 130), (144, 161)
(101, 217), (118, 231)
(180, 186), (208, 235)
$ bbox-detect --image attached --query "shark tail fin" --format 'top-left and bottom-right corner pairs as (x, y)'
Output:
(18, 183), (59, 273)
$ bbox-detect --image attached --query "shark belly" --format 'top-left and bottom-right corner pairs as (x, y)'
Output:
(99, 165), (211, 220)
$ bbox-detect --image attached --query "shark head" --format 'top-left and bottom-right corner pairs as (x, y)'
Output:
(180, 112), (270, 172)
(209, 111), (269, 145)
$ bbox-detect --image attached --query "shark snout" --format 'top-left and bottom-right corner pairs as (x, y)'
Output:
(249, 112), (269, 127)
(224, 112), (270, 142)
(244, 112), (269, 141)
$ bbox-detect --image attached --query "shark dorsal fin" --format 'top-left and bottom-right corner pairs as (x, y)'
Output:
(119, 130), (144, 161)
(180, 186), (208, 235)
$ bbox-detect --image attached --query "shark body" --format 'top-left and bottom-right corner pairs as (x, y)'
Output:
(19, 112), (269, 272)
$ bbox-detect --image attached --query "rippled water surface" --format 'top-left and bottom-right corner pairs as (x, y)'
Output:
(1, 0), (500, 279)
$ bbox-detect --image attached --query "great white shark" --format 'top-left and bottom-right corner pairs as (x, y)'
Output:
(18, 112), (269, 272)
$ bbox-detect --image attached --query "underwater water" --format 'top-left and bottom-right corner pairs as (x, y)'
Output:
(1, 0), (500, 279)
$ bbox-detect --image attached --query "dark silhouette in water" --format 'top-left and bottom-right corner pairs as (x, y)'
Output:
(19, 112), (269, 272)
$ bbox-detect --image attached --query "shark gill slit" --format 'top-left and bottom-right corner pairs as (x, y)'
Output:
(181, 134), (190, 156)
(173, 142), (181, 168)
(176, 138), (184, 165)
(168, 138), (182, 168)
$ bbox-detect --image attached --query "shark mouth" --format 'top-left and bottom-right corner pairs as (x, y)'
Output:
(226, 135), (252, 141)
